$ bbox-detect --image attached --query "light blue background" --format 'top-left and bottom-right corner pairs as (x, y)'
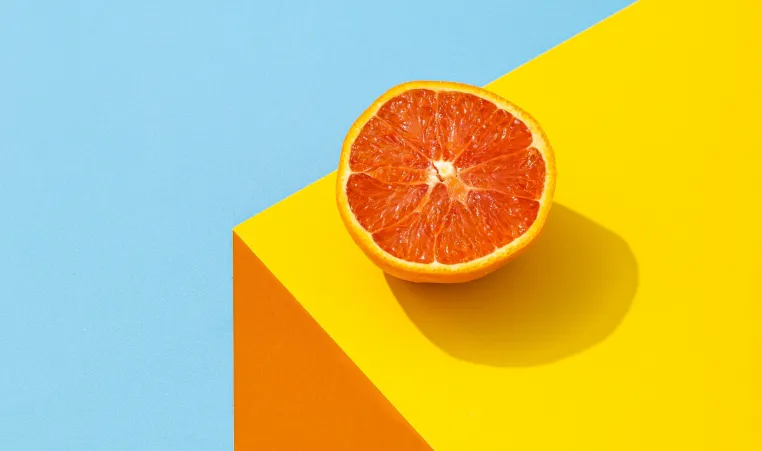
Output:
(0, 1), (633, 449)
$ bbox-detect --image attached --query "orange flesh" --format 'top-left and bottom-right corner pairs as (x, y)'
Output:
(346, 89), (546, 265)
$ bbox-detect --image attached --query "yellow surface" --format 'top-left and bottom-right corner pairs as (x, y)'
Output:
(235, 0), (762, 449)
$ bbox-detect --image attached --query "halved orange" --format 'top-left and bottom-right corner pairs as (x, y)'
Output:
(336, 81), (556, 283)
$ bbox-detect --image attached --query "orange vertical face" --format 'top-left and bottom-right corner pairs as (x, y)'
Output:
(232, 234), (432, 450)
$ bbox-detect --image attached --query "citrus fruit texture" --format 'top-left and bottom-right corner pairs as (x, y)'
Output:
(337, 81), (556, 283)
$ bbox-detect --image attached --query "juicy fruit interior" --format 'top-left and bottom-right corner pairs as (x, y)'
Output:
(346, 89), (546, 265)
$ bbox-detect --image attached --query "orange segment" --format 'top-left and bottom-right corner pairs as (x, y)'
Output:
(467, 189), (540, 248)
(349, 116), (432, 172)
(345, 173), (428, 232)
(454, 109), (534, 169)
(459, 147), (547, 199)
(437, 91), (498, 161)
(435, 201), (495, 265)
(336, 81), (556, 283)
(375, 89), (441, 160)
(372, 183), (451, 264)
(365, 166), (433, 184)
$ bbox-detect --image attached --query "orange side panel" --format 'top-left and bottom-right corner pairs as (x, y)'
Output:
(233, 233), (433, 450)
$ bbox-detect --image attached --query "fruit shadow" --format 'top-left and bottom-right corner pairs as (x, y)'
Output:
(385, 204), (639, 367)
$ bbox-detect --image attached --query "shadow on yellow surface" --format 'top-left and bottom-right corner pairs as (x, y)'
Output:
(387, 204), (638, 367)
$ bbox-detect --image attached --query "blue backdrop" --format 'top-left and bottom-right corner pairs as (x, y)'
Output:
(1, 1), (633, 448)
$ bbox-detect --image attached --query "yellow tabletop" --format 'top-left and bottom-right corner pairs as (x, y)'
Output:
(235, 0), (761, 449)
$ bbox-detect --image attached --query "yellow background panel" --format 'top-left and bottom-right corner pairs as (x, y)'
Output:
(235, 0), (761, 449)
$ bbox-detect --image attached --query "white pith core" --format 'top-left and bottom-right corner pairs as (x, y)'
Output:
(433, 160), (456, 180)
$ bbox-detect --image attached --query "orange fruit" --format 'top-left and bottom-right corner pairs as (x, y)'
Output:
(336, 81), (556, 283)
